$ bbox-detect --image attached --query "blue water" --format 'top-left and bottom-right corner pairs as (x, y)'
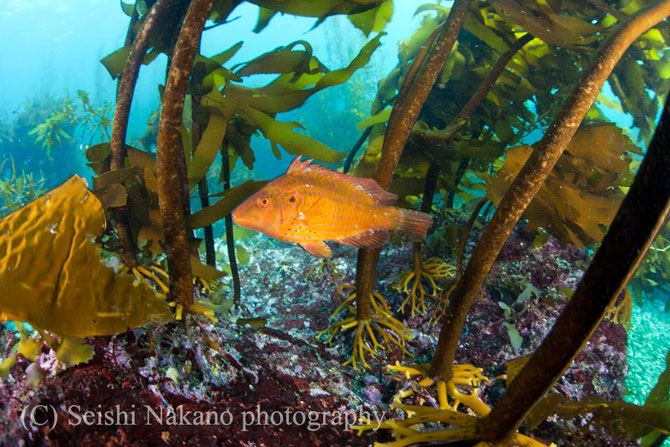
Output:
(0, 1), (427, 184)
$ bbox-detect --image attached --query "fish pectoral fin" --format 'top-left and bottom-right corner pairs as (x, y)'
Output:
(336, 229), (391, 249)
(299, 241), (332, 258)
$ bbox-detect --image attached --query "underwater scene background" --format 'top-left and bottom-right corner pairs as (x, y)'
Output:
(1, 0), (670, 446)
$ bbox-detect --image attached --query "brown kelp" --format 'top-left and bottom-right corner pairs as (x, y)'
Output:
(155, 0), (213, 308)
(0, 176), (172, 369)
(109, 0), (183, 269)
(351, 0), (670, 445)
(318, 0), (473, 371)
(4, 0), (670, 445)
(93, 0), (389, 318)
(485, 124), (640, 248)
(430, 0), (670, 384)
(481, 80), (670, 446)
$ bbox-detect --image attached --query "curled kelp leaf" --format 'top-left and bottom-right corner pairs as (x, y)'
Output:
(486, 124), (637, 247)
(246, 0), (384, 22)
(238, 106), (346, 163)
(233, 41), (326, 77)
(191, 54), (241, 95)
(491, 0), (602, 49)
(194, 33), (382, 165)
(348, 0), (393, 36)
(225, 117), (257, 170)
(0, 176), (172, 337)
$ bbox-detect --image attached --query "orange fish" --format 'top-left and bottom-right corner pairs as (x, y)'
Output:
(232, 157), (433, 258)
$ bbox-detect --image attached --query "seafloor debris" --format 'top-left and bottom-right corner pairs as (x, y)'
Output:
(0, 223), (634, 446)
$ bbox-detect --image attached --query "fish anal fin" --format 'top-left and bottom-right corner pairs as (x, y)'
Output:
(336, 229), (391, 249)
(299, 241), (332, 258)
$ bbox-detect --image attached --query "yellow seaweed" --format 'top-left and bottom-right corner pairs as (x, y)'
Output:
(0, 176), (172, 337)
(348, 0), (393, 36)
(187, 113), (228, 187)
(486, 124), (635, 247)
(246, 0), (384, 21)
(239, 106), (346, 163)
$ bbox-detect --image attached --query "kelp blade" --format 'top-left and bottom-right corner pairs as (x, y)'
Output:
(0, 176), (172, 337)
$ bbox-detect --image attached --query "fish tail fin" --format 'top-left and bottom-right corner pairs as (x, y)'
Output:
(397, 209), (433, 241)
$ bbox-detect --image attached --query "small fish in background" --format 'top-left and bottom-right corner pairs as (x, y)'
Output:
(232, 157), (433, 258)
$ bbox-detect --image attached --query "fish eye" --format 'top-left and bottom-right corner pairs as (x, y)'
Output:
(289, 196), (296, 203)
(257, 196), (270, 208)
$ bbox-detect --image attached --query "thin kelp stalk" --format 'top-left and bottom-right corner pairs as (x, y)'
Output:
(111, 0), (173, 170)
(478, 91), (670, 446)
(199, 181), (216, 258)
(198, 149), (216, 263)
(343, 126), (373, 174)
(222, 149), (241, 305)
(421, 160), (440, 216)
(456, 199), (487, 277)
(192, 97), (216, 265)
(440, 33), (533, 142)
(156, 0), (213, 307)
(345, 95), (391, 175)
(354, 0), (472, 319)
(109, 0), (174, 267)
(433, 198), (487, 323)
(408, 160), (440, 276)
(446, 157), (469, 209)
(439, 33), (533, 208)
(481, 199), (493, 220)
(392, 16), (444, 119)
(429, 0), (670, 381)
(122, 3), (139, 47)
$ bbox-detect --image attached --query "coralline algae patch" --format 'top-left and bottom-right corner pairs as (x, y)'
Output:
(626, 296), (670, 406)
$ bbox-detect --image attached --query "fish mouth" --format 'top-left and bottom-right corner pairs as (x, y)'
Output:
(231, 211), (252, 229)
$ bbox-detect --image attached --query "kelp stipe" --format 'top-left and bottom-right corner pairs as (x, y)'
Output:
(329, 0), (473, 369)
(429, 0), (670, 384)
(353, 1), (670, 445)
(481, 74), (670, 447)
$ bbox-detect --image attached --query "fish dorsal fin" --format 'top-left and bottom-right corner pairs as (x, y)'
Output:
(287, 156), (313, 174)
(336, 229), (391, 249)
(286, 156), (398, 205)
(299, 241), (332, 258)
